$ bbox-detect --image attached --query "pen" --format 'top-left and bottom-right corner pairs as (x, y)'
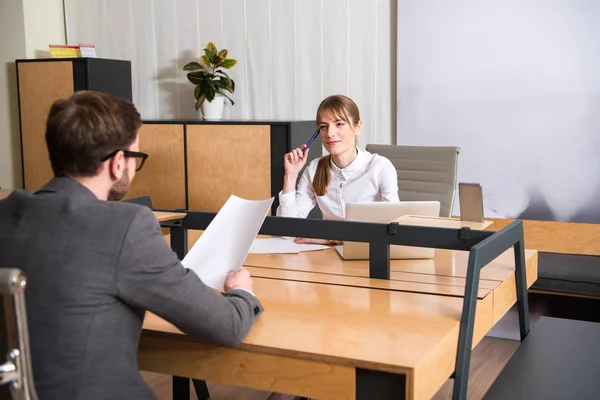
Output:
(302, 129), (320, 155)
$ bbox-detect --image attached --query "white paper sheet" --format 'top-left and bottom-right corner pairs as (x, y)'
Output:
(248, 238), (330, 254)
(182, 195), (274, 291)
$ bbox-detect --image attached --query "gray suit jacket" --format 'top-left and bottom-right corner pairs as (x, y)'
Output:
(0, 177), (264, 400)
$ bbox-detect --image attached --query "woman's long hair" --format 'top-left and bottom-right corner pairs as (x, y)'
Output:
(312, 95), (360, 196)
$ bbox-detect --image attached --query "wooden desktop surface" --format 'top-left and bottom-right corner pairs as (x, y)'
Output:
(152, 211), (187, 223)
(141, 216), (538, 400)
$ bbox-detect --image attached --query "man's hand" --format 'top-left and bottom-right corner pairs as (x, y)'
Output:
(224, 267), (253, 293)
(293, 238), (340, 245)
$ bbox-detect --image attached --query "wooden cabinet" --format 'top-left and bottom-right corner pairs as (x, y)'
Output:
(15, 58), (319, 213)
(126, 120), (320, 213)
(16, 58), (132, 191)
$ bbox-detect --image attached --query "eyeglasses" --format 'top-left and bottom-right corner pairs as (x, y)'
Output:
(101, 149), (149, 171)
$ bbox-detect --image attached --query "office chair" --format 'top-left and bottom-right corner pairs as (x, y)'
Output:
(366, 144), (460, 218)
(0, 268), (38, 400)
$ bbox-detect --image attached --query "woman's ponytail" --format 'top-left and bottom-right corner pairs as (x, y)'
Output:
(312, 155), (332, 196)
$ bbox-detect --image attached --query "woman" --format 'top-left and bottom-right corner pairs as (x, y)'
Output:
(277, 94), (399, 244)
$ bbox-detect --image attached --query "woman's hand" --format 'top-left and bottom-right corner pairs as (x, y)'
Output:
(284, 145), (309, 178)
(293, 237), (341, 246)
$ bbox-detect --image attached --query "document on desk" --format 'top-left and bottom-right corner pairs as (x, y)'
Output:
(248, 238), (330, 254)
(182, 195), (274, 291)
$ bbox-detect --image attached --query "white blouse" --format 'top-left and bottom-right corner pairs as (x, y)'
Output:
(277, 148), (400, 220)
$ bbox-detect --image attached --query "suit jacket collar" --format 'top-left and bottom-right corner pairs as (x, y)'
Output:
(37, 177), (99, 202)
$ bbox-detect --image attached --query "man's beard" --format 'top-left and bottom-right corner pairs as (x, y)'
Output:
(108, 168), (131, 201)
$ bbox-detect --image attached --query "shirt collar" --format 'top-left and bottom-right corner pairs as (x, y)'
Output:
(330, 148), (366, 178)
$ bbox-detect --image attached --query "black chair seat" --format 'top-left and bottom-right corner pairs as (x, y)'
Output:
(485, 317), (600, 399)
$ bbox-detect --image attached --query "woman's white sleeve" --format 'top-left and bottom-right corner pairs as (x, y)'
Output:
(276, 168), (317, 218)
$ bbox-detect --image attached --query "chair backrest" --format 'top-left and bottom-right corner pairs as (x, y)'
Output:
(366, 144), (460, 218)
(0, 269), (38, 400)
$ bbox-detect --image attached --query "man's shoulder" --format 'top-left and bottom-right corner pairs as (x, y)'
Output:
(85, 201), (156, 230)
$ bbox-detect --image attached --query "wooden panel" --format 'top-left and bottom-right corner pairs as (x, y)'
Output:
(186, 125), (271, 211)
(492, 251), (538, 324)
(139, 335), (355, 400)
(125, 124), (186, 209)
(152, 211), (186, 223)
(169, 229), (537, 291)
(18, 61), (74, 191)
(0, 189), (11, 200)
(246, 266), (491, 299)
(176, 229), (504, 290)
(141, 285), (494, 400)
(394, 215), (493, 230)
(142, 278), (493, 373)
(488, 217), (600, 256)
(244, 247), (538, 283)
(245, 251), (503, 290)
(413, 295), (494, 400)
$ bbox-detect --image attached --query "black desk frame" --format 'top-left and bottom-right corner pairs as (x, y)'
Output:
(161, 214), (531, 400)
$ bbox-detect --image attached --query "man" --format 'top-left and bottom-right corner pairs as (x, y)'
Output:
(0, 91), (263, 399)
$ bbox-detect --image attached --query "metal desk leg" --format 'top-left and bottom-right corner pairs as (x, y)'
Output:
(193, 379), (210, 399)
(169, 222), (188, 261)
(172, 376), (190, 399)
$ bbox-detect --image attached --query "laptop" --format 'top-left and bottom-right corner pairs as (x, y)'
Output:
(335, 201), (441, 260)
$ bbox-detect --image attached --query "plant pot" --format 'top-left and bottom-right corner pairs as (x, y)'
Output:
(200, 94), (225, 120)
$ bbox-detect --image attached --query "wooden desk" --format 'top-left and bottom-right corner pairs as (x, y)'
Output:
(152, 211), (187, 223)
(140, 228), (538, 400)
(394, 215), (494, 230)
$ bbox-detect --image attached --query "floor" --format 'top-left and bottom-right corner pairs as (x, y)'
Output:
(141, 336), (519, 400)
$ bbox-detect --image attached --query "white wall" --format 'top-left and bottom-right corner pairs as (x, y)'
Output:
(0, 0), (27, 189)
(0, 0), (65, 189)
(23, 0), (66, 58)
(397, 1), (600, 223)
(65, 0), (397, 146)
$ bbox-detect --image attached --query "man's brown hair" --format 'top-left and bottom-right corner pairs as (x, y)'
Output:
(45, 91), (142, 177)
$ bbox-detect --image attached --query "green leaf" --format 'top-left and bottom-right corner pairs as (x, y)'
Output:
(216, 69), (230, 78)
(186, 71), (206, 85)
(220, 93), (235, 106)
(188, 70), (206, 78)
(206, 79), (217, 92)
(217, 70), (236, 92)
(203, 48), (215, 65)
(194, 84), (201, 99)
(217, 49), (228, 59)
(183, 61), (202, 71)
(215, 78), (234, 94)
(195, 94), (206, 111)
(218, 58), (237, 69)
(200, 55), (211, 68)
(206, 84), (216, 102)
(206, 41), (218, 56)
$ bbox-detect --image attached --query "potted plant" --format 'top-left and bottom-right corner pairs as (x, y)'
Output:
(183, 42), (236, 120)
